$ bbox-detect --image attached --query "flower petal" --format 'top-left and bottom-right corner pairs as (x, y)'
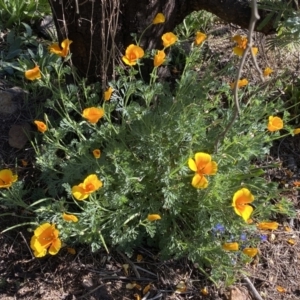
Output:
(48, 238), (62, 255)
(72, 185), (89, 200)
(191, 174), (208, 189)
(188, 158), (197, 172)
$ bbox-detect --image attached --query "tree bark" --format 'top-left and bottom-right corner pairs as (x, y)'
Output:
(48, 0), (277, 84)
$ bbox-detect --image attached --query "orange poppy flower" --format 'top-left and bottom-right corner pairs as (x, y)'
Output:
(267, 116), (283, 132)
(153, 13), (165, 24)
(0, 169), (18, 188)
(232, 188), (254, 222)
(30, 223), (61, 257)
(162, 32), (178, 48)
(195, 32), (207, 45)
(147, 214), (161, 221)
(48, 39), (73, 57)
(82, 107), (105, 124)
(71, 174), (103, 200)
(34, 120), (47, 133)
(229, 78), (248, 89)
(263, 67), (273, 77)
(222, 242), (239, 251)
(257, 221), (279, 230)
(188, 152), (218, 189)
(122, 44), (144, 66)
(92, 149), (101, 158)
(25, 65), (41, 81)
(154, 50), (166, 67)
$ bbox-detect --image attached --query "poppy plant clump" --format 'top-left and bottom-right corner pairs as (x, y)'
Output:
(0, 169), (18, 188)
(188, 152), (218, 188)
(72, 174), (103, 200)
(49, 39), (73, 57)
(232, 188), (254, 222)
(24, 65), (41, 81)
(30, 223), (61, 257)
(122, 44), (145, 66)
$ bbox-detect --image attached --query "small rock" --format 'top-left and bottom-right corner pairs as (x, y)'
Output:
(0, 91), (17, 115)
(8, 123), (31, 149)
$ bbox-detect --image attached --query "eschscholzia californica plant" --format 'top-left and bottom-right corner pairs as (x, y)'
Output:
(232, 188), (254, 222)
(104, 87), (113, 101)
(93, 149), (101, 158)
(0, 169), (18, 188)
(229, 79), (248, 89)
(257, 221), (279, 230)
(49, 39), (73, 57)
(25, 65), (41, 81)
(82, 107), (104, 124)
(267, 116), (283, 132)
(30, 223), (61, 257)
(242, 248), (258, 258)
(222, 242), (239, 251)
(62, 213), (78, 222)
(72, 174), (103, 200)
(162, 32), (178, 48)
(195, 32), (207, 45)
(153, 13), (165, 24)
(34, 120), (48, 133)
(263, 67), (273, 77)
(232, 35), (258, 57)
(122, 44), (145, 66)
(147, 214), (161, 221)
(188, 152), (218, 189)
(154, 50), (166, 67)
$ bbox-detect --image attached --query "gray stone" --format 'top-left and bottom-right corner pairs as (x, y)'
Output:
(0, 91), (17, 115)
(8, 123), (31, 149)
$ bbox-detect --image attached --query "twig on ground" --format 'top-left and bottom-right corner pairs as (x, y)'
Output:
(214, 0), (260, 153)
(243, 275), (264, 300)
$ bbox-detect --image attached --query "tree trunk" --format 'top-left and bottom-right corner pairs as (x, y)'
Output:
(48, 0), (277, 84)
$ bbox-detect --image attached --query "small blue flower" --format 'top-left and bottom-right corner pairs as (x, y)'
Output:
(213, 223), (225, 233)
(240, 233), (247, 241)
(260, 234), (267, 242)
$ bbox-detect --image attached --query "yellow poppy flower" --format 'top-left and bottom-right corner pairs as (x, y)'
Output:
(257, 221), (279, 230)
(267, 116), (283, 132)
(62, 213), (78, 222)
(188, 152), (217, 189)
(82, 107), (105, 124)
(195, 32), (207, 45)
(30, 223), (61, 257)
(162, 32), (178, 48)
(92, 149), (101, 158)
(154, 50), (166, 67)
(24, 65), (41, 81)
(229, 78), (248, 89)
(71, 174), (103, 200)
(0, 169), (18, 188)
(263, 67), (273, 77)
(48, 39), (73, 57)
(34, 120), (48, 133)
(147, 214), (161, 221)
(104, 87), (113, 101)
(242, 248), (258, 257)
(222, 242), (239, 251)
(122, 44), (145, 66)
(293, 128), (300, 135)
(232, 188), (254, 222)
(153, 13), (165, 24)
(232, 35), (258, 56)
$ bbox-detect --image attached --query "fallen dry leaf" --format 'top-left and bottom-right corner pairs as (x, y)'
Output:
(126, 283), (136, 290)
(123, 263), (129, 276)
(175, 281), (187, 293)
(287, 239), (296, 245)
(136, 254), (143, 262)
(229, 286), (251, 300)
(143, 283), (151, 294)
